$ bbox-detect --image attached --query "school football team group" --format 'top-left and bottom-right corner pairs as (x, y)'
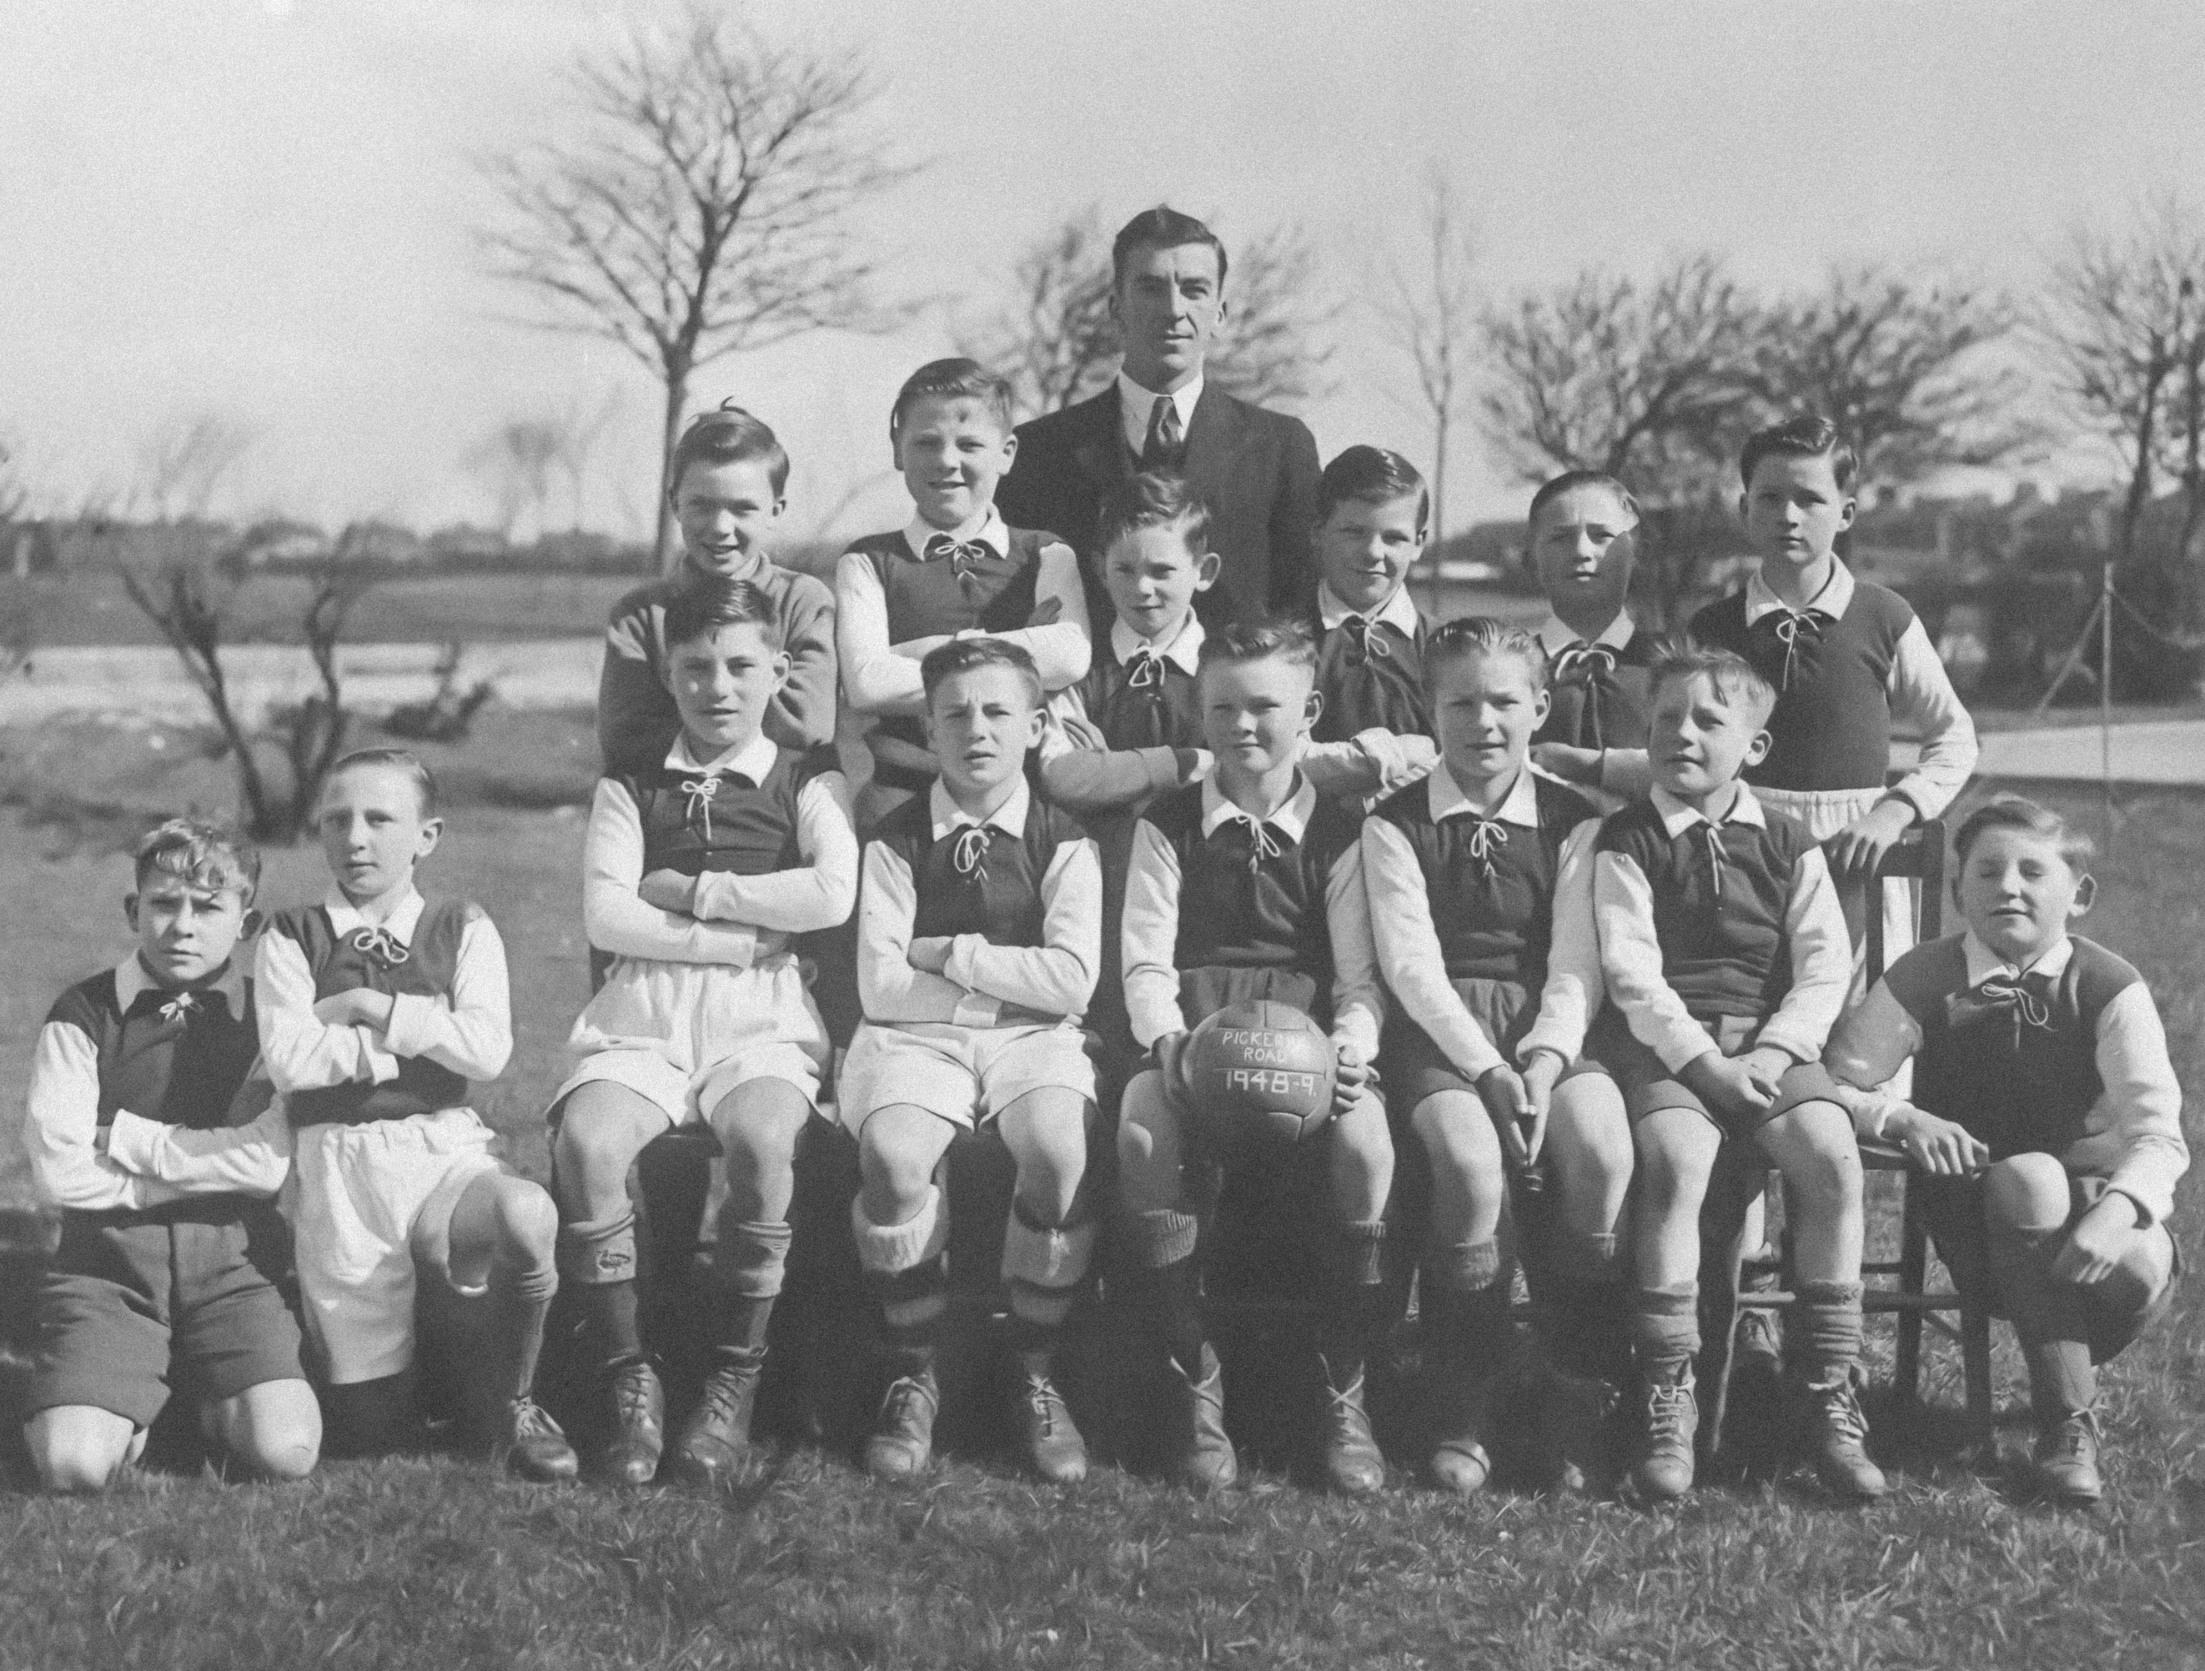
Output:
(19, 209), (2186, 1515)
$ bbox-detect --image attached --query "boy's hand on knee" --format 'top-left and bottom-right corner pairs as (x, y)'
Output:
(1478, 1064), (1544, 1167)
(2054, 1192), (2141, 1286)
(1331, 1038), (1374, 1117)
(638, 869), (697, 913)
(1684, 1051), (1772, 1120)
(1886, 1105), (1988, 1175)
(906, 937), (954, 974)
(1825, 799), (1915, 881)
(1152, 1031), (1192, 1100)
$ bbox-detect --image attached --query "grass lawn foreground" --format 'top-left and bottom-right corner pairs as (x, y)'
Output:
(0, 758), (2201, 1668)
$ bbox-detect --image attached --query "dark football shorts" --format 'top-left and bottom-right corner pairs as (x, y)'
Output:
(1602, 1010), (1843, 1139)
(1383, 976), (1615, 1131)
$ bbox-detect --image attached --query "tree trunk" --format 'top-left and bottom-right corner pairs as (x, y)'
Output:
(654, 363), (691, 575)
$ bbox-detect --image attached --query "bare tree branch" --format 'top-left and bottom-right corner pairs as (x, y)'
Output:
(1376, 168), (1478, 539)
(135, 411), (256, 524)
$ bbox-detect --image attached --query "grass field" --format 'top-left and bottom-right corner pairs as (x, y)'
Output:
(0, 774), (2200, 1668)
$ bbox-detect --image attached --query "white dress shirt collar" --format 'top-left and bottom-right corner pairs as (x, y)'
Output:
(1317, 581), (1422, 637)
(1117, 369), (1203, 456)
(1199, 774), (1316, 844)
(1534, 612), (1637, 657)
(323, 886), (426, 943)
(1960, 930), (2076, 988)
(901, 504), (1009, 564)
(1650, 782), (1768, 836)
(114, 955), (249, 1021)
(929, 775), (1031, 841)
(1745, 556), (1855, 627)
(665, 729), (780, 785)
(1111, 613), (1205, 676)
(1428, 762), (1541, 827)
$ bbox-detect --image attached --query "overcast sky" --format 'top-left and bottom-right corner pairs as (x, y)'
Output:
(4, 0), (2201, 539)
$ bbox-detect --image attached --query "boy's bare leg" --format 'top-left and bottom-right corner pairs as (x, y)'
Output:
(672, 1077), (813, 1487)
(1118, 1068), (1233, 1490)
(1755, 1098), (1882, 1499)
(1536, 1074), (1635, 1490)
(201, 1378), (321, 1481)
(24, 1406), (142, 1493)
(997, 1087), (1099, 1483)
(440, 1171), (577, 1482)
(1410, 1089), (1509, 1494)
(550, 1082), (674, 1484)
(853, 1104), (960, 1481)
(1628, 1108), (1721, 1501)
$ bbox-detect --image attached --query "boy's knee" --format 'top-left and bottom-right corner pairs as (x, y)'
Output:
(555, 1114), (641, 1198)
(1983, 1153), (2071, 1231)
(494, 1179), (561, 1260)
(1784, 1127), (1863, 1210)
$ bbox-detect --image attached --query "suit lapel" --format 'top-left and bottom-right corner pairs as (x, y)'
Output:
(1183, 384), (1256, 495)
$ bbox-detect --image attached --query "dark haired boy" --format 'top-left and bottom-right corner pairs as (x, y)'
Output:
(837, 357), (1092, 825)
(1117, 618), (1393, 1495)
(1595, 646), (1882, 1504)
(838, 638), (1104, 1484)
(1523, 470), (1656, 806)
(998, 206), (1322, 625)
(599, 402), (839, 775)
(21, 819), (319, 1491)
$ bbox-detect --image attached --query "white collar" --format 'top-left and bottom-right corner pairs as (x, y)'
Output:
(1118, 367), (1202, 429)
(1200, 774), (1316, 843)
(1111, 613), (1205, 676)
(1961, 930), (2075, 987)
(324, 886), (426, 943)
(1535, 612), (1636, 657)
(1745, 556), (1855, 626)
(1428, 763), (1540, 827)
(929, 776), (1030, 841)
(1318, 581), (1422, 637)
(665, 729), (780, 785)
(901, 504), (1009, 563)
(114, 955), (249, 1021)
(1650, 782), (1768, 836)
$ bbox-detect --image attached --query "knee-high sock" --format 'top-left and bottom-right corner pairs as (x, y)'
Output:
(1002, 1201), (1097, 1377)
(1320, 1218), (1391, 1384)
(853, 1187), (950, 1378)
(708, 1218), (794, 1360)
(1632, 1284), (1699, 1385)
(558, 1212), (642, 1371)
(496, 1258), (559, 1404)
(1543, 1230), (1630, 1385)
(1125, 1207), (1206, 1376)
(1988, 1220), (2096, 1418)
(1790, 1279), (1864, 1391)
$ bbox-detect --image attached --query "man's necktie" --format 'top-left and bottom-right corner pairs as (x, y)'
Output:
(679, 771), (722, 841)
(951, 823), (994, 884)
(1946, 970), (2058, 1049)
(1756, 608), (1824, 692)
(1550, 640), (1620, 749)
(1142, 396), (1184, 469)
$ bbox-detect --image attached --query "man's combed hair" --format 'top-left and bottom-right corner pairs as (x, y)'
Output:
(919, 635), (1043, 708)
(1097, 469), (1212, 559)
(1739, 414), (1857, 494)
(1111, 205), (1228, 289)
(1528, 468), (1642, 530)
(664, 576), (780, 651)
(890, 357), (1015, 441)
(1649, 640), (1778, 725)
(1317, 445), (1429, 534)
(1197, 615), (1317, 675)
(1422, 616), (1547, 695)
(134, 816), (261, 902)
(328, 747), (439, 819)
(1953, 795), (2096, 869)
(671, 400), (790, 499)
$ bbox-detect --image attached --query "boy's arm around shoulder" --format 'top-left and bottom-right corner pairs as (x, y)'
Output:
(254, 923), (401, 1092)
(22, 1012), (179, 1213)
(1037, 688), (1206, 814)
(944, 826), (1102, 1018)
(2074, 973), (2189, 1227)
(1301, 729), (1438, 802)
(692, 770), (859, 934)
(598, 583), (679, 775)
(378, 906), (512, 1082)
(767, 569), (839, 751)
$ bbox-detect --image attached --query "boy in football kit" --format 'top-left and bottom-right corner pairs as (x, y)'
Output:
(837, 358), (1092, 826)
(550, 578), (857, 1487)
(1117, 619), (1394, 1494)
(20, 819), (318, 1490)
(1825, 797), (2185, 1505)
(1594, 646), (1883, 1504)
(1299, 446), (1439, 807)
(257, 750), (577, 1480)
(839, 638), (1105, 1484)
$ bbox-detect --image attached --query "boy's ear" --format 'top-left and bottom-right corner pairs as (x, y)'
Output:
(1743, 727), (1774, 769)
(999, 430), (1018, 468)
(1532, 686), (1553, 726)
(2071, 872), (2097, 915)
(770, 648), (793, 693)
(1303, 687), (1324, 731)
(1022, 702), (1047, 749)
(1837, 495), (1858, 533)
(416, 818), (445, 861)
(1193, 551), (1221, 591)
(123, 894), (140, 932)
(241, 905), (264, 940)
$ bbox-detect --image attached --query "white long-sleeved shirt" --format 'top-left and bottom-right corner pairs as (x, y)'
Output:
(1360, 765), (1605, 1082)
(1599, 560), (1978, 816)
(856, 778), (1102, 1029)
(255, 888), (512, 1093)
(1825, 932), (2189, 1226)
(23, 961), (288, 1212)
(1594, 783), (1852, 1071)
(1299, 582), (1441, 802)
(835, 508), (1092, 717)
(1037, 615), (1211, 814)
(582, 733), (858, 968)
(1119, 775), (1384, 1056)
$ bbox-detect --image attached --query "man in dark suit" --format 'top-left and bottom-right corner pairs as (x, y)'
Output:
(997, 206), (1322, 625)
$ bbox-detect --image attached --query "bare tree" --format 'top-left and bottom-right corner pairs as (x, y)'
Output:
(1745, 266), (2032, 488)
(468, 419), (564, 540)
(961, 206), (1341, 421)
(478, 6), (912, 569)
(1377, 170), (1479, 541)
(550, 388), (623, 531)
(136, 411), (255, 523)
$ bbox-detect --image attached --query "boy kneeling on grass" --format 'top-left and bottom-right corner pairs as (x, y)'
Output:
(21, 819), (318, 1490)
(257, 749), (576, 1481)
(1826, 796), (2186, 1506)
